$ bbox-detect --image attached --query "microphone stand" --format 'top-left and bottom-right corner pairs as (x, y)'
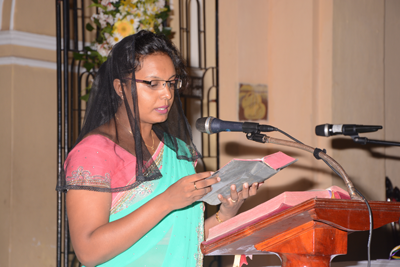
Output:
(246, 130), (372, 267)
(246, 132), (363, 201)
(350, 135), (400, 146)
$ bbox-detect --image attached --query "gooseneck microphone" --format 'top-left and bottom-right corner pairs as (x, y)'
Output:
(315, 124), (382, 137)
(196, 117), (276, 134)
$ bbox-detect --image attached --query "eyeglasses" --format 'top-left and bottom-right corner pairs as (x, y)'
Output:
(125, 78), (182, 91)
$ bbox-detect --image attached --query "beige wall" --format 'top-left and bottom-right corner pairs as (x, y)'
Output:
(0, 66), (57, 267)
(384, 0), (400, 192)
(332, 0), (385, 201)
(0, 65), (13, 265)
(219, 0), (335, 205)
(0, 1), (57, 266)
(1, 0), (55, 34)
(219, 0), (400, 203)
(331, 0), (400, 201)
(13, 1), (55, 35)
(1, 0), (12, 30)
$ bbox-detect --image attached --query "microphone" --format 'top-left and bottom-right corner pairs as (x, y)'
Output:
(315, 124), (382, 137)
(196, 117), (276, 134)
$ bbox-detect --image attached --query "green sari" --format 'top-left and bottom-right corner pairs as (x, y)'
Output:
(97, 143), (204, 267)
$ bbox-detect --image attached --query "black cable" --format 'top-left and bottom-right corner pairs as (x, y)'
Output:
(274, 127), (373, 267)
(321, 159), (372, 267)
(355, 188), (373, 267)
(276, 128), (304, 144)
(321, 158), (342, 178)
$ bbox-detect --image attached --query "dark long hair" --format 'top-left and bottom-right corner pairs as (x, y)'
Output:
(58, 31), (200, 193)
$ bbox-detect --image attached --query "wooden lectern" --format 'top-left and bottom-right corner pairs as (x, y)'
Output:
(201, 199), (400, 267)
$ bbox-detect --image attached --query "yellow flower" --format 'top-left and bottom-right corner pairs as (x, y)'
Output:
(120, 0), (136, 9)
(114, 20), (134, 37)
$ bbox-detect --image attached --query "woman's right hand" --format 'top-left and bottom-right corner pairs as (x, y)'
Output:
(163, 172), (220, 210)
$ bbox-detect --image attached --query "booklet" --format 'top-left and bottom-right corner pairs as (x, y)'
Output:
(199, 151), (297, 205)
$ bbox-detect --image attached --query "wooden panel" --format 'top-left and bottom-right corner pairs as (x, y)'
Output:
(255, 221), (347, 254)
(255, 221), (347, 267)
(201, 199), (400, 256)
(309, 199), (400, 231)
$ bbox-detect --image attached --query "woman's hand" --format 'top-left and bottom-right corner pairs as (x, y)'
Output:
(217, 182), (261, 221)
(163, 172), (220, 211)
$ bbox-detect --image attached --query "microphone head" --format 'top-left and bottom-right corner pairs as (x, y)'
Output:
(196, 117), (215, 134)
(315, 124), (328, 137)
(195, 117), (207, 133)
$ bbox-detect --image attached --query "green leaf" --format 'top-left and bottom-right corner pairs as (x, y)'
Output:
(96, 35), (105, 44)
(103, 10), (117, 16)
(90, 50), (100, 57)
(103, 26), (113, 34)
(89, 3), (107, 10)
(83, 62), (95, 72)
(86, 23), (94, 32)
(84, 46), (94, 52)
(73, 52), (85, 61)
(113, 1), (120, 9)
(162, 27), (172, 38)
(93, 18), (101, 28)
(157, 9), (170, 20)
(90, 50), (104, 62)
(80, 86), (92, 102)
(80, 93), (90, 102)
(100, 57), (107, 64)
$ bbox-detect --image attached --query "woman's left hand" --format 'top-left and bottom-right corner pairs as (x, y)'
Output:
(217, 182), (261, 221)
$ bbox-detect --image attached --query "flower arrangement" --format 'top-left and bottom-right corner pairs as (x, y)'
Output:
(75, 0), (171, 73)
(74, 0), (171, 100)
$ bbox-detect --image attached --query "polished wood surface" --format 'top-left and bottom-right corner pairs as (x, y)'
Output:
(255, 221), (347, 267)
(201, 199), (400, 266)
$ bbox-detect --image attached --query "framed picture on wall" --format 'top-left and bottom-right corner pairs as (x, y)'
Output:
(238, 83), (268, 121)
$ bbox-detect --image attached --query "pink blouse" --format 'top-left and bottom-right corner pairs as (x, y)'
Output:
(64, 134), (164, 213)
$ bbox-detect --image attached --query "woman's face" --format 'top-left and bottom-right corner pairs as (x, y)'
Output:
(129, 53), (176, 128)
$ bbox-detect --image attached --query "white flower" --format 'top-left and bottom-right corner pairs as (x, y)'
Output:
(146, 3), (158, 15)
(98, 19), (107, 28)
(95, 43), (110, 57)
(126, 15), (140, 31)
(114, 13), (123, 24)
(97, 12), (111, 27)
(155, 0), (165, 10)
(106, 14), (114, 25)
(106, 3), (115, 11)
(119, 4), (129, 14)
(134, 9), (144, 20)
(90, 0), (170, 61)
(91, 13), (98, 22)
(107, 32), (123, 46)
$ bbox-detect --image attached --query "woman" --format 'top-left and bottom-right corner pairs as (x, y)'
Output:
(59, 30), (260, 267)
